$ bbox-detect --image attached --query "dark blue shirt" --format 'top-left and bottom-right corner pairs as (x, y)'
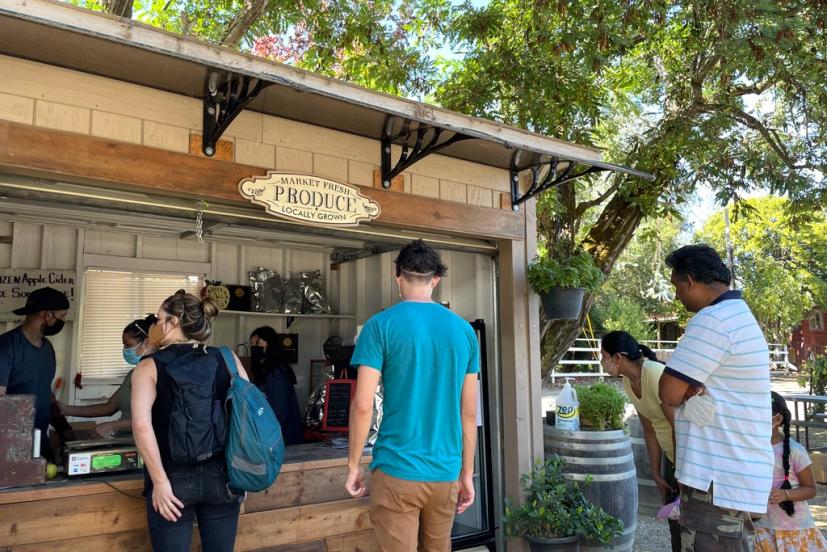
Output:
(259, 368), (304, 446)
(0, 327), (56, 431)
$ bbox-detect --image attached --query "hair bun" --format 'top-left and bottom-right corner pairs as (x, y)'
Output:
(200, 296), (219, 320)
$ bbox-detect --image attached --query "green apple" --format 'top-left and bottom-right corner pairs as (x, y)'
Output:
(46, 463), (58, 478)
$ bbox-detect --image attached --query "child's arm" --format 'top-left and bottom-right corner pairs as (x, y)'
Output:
(770, 465), (818, 503)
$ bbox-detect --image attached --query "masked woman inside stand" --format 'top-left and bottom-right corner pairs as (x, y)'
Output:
(249, 326), (304, 446)
(58, 314), (157, 438)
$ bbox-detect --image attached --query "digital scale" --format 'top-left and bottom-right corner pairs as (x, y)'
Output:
(64, 438), (143, 476)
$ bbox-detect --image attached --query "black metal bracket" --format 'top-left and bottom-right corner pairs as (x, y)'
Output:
(202, 71), (270, 157)
(380, 116), (473, 188)
(509, 150), (608, 211)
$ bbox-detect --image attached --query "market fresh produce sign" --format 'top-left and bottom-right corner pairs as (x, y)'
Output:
(239, 173), (381, 226)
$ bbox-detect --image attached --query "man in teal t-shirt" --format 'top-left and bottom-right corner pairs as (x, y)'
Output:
(345, 239), (480, 552)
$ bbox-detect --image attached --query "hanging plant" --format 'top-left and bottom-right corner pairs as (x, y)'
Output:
(527, 246), (604, 320)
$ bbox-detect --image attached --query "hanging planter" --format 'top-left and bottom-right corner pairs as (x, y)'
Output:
(527, 248), (604, 320)
(540, 287), (586, 320)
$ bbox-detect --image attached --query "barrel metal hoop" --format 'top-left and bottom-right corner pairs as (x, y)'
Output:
(563, 469), (637, 482)
(544, 428), (628, 440)
(557, 453), (634, 466)
(546, 440), (630, 452)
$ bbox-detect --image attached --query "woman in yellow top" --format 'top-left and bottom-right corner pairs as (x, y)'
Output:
(601, 330), (678, 552)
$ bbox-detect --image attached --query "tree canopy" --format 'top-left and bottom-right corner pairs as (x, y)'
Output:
(67, 0), (827, 368)
(697, 196), (827, 343)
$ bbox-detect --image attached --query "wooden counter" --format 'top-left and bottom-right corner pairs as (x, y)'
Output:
(0, 443), (376, 551)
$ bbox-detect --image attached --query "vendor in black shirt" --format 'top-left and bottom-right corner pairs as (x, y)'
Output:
(0, 287), (72, 462)
(249, 326), (304, 446)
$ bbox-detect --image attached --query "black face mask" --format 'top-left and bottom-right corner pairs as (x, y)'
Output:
(43, 318), (65, 337)
(250, 346), (265, 365)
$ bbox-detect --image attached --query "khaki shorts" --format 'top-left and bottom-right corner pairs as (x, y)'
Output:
(369, 469), (459, 552)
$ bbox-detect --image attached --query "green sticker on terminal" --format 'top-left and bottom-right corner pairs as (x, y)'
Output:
(92, 454), (122, 469)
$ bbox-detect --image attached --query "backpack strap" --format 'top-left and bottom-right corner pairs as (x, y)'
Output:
(219, 346), (239, 379)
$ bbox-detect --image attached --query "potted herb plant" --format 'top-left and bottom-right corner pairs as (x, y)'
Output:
(504, 456), (623, 551)
(575, 382), (627, 431)
(527, 246), (604, 320)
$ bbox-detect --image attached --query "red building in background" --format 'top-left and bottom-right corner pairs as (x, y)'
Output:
(791, 308), (827, 365)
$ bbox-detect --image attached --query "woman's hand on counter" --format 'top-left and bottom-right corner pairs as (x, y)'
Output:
(90, 421), (117, 439)
(152, 479), (184, 522)
(345, 465), (367, 498)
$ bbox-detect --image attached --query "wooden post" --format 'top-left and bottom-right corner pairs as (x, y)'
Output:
(498, 198), (543, 551)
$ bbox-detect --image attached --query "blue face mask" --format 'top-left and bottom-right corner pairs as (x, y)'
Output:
(123, 346), (142, 365)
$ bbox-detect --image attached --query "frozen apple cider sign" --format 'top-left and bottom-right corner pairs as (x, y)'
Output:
(239, 173), (381, 226)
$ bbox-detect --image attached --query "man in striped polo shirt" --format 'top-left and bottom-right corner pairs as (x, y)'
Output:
(659, 245), (773, 551)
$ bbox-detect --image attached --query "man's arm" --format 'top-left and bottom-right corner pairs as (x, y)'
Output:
(659, 371), (691, 407)
(345, 366), (381, 497)
(0, 386), (5, 396)
(457, 373), (478, 514)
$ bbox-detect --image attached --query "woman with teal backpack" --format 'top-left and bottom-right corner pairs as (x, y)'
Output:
(132, 290), (250, 552)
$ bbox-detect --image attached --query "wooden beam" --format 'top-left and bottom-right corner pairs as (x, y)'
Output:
(0, 477), (144, 505)
(234, 497), (372, 550)
(0, 490), (147, 547)
(0, 121), (524, 240)
(8, 530), (150, 552)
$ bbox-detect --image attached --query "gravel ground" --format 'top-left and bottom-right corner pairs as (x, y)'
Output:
(542, 373), (827, 550)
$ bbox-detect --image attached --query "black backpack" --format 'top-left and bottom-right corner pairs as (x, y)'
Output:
(157, 346), (227, 465)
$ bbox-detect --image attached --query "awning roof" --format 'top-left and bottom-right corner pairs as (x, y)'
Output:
(0, 0), (651, 181)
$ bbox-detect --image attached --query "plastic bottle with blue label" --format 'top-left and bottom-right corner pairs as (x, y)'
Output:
(555, 378), (580, 431)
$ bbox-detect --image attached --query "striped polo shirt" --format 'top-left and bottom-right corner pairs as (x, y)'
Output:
(665, 290), (773, 514)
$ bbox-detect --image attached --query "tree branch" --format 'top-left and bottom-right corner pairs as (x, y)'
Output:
(221, 0), (269, 48)
(575, 178), (621, 217)
(732, 79), (776, 96)
(724, 106), (812, 171)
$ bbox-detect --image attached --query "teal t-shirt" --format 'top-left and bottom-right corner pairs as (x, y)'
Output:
(351, 301), (480, 482)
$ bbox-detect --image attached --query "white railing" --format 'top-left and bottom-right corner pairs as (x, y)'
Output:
(550, 338), (793, 383)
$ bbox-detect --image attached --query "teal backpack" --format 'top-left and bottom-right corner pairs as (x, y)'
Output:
(219, 347), (285, 492)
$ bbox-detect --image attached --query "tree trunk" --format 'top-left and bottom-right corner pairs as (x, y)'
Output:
(221, 0), (269, 48)
(537, 110), (695, 377)
(103, 0), (133, 18)
(540, 192), (646, 373)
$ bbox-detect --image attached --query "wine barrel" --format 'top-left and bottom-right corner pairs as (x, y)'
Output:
(544, 426), (637, 552)
(628, 415), (661, 515)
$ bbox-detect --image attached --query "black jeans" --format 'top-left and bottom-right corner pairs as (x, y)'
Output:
(663, 457), (681, 552)
(146, 459), (242, 551)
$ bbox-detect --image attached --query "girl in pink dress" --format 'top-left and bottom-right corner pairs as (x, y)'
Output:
(756, 392), (827, 551)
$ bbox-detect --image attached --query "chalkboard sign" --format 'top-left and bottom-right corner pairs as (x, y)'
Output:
(0, 269), (76, 320)
(322, 379), (356, 432)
